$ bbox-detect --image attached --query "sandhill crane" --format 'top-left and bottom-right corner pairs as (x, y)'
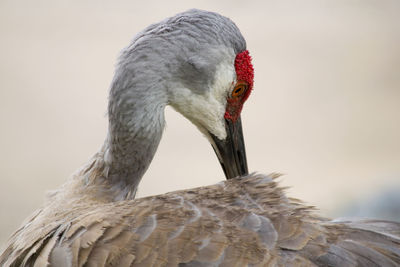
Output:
(1, 9), (400, 267)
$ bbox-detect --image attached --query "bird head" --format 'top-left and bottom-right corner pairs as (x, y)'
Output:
(168, 47), (253, 179)
(112, 9), (253, 180)
(163, 10), (254, 179)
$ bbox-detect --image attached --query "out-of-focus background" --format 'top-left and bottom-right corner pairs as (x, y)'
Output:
(1, 0), (399, 246)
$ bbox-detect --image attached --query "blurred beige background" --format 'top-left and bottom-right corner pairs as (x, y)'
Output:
(1, 0), (400, 246)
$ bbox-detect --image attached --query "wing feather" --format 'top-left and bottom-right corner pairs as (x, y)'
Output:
(2, 174), (400, 266)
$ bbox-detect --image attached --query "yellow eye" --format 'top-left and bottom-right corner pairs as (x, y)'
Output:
(231, 82), (248, 98)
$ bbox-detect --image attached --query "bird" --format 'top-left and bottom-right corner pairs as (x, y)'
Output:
(1, 9), (400, 267)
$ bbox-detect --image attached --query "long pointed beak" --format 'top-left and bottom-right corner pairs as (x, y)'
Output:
(210, 115), (248, 179)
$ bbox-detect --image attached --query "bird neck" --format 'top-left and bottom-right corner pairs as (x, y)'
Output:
(81, 72), (168, 201)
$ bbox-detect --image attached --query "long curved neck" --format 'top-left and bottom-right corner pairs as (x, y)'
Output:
(80, 63), (168, 201)
(107, 95), (166, 198)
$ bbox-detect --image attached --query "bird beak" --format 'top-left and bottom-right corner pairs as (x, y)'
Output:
(210, 115), (248, 179)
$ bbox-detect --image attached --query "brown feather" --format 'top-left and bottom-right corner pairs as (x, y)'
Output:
(1, 174), (400, 266)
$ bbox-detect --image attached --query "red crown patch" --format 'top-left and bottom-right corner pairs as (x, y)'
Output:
(234, 50), (254, 103)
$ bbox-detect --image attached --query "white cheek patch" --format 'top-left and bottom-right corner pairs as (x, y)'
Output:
(170, 59), (236, 140)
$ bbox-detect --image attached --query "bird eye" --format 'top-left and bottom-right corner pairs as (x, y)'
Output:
(231, 82), (248, 98)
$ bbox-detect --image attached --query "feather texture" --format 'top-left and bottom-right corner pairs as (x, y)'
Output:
(1, 174), (400, 266)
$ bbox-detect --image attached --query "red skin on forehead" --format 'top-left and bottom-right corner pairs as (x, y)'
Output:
(224, 50), (254, 122)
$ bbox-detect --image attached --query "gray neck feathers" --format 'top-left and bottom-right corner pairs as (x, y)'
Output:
(107, 76), (167, 197)
(99, 48), (169, 200)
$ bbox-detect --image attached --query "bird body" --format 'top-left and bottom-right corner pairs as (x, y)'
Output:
(1, 9), (400, 266)
(2, 173), (400, 266)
